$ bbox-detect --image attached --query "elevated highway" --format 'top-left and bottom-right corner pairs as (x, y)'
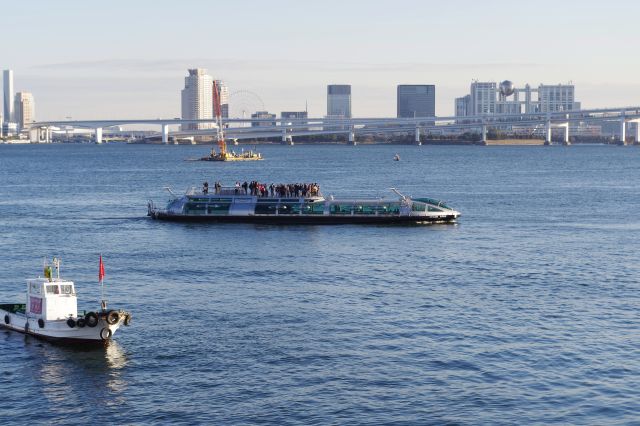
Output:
(30, 106), (640, 145)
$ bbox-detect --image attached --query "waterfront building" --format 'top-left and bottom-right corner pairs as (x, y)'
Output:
(181, 68), (214, 131)
(3, 69), (14, 123)
(281, 111), (308, 131)
(470, 82), (497, 115)
(251, 111), (276, 127)
(538, 84), (578, 112)
(214, 79), (229, 119)
(2, 121), (17, 136)
(397, 85), (435, 118)
(14, 92), (34, 131)
(327, 85), (351, 118)
(455, 95), (471, 117)
(455, 81), (580, 117)
(281, 111), (308, 120)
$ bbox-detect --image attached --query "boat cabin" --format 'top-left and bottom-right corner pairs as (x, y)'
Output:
(26, 278), (77, 321)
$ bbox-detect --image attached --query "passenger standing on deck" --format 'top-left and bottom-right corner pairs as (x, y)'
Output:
(203, 181), (209, 194)
(235, 181), (240, 194)
(242, 181), (248, 194)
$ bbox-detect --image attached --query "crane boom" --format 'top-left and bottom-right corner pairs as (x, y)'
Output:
(212, 80), (226, 157)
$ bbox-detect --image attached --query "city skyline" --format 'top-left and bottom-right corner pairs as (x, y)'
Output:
(3, 0), (640, 121)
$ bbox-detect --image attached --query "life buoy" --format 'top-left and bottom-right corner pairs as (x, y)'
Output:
(4, 314), (9, 325)
(38, 318), (45, 328)
(85, 312), (99, 328)
(67, 318), (76, 328)
(106, 310), (120, 325)
(123, 314), (132, 326)
(100, 327), (112, 341)
(76, 318), (86, 328)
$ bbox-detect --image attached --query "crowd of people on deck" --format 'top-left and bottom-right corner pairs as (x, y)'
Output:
(202, 180), (320, 198)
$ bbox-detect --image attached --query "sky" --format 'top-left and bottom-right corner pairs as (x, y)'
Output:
(3, 0), (640, 121)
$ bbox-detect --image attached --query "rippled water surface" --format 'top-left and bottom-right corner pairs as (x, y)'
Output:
(0, 143), (639, 424)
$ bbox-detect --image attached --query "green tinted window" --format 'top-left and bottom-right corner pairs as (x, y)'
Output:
(302, 202), (325, 215)
(330, 204), (352, 215)
(255, 202), (278, 214)
(353, 204), (377, 215)
(412, 203), (427, 212)
(206, 203), (230, 214)
(278, 203), (301, 214)
(185, 203), (207, 214)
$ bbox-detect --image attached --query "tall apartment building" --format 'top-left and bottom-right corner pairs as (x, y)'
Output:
(181, 68), (214, 131)
(14, 92), (34, 130)
(214, 79), (229, 118)
(327, 85), (351, 118)
(396, 85), (435, 118)
(3, 69), (14, 123)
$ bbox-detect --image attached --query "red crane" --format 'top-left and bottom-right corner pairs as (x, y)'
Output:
(212, 80), (226, 158)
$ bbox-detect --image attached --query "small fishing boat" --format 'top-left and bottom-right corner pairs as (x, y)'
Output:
(393, 154), (401, 161)
(0, 258), (131, 345)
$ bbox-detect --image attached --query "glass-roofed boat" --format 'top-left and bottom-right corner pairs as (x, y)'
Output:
(147, 183), (460, 224)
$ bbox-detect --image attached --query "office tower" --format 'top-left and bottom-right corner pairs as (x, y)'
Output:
(470, 82), (497, 115)
(214, 79), (229, 118)
(397, 85), (436, 118)
(14, 92), (34, 131)
(538, 84), (576, 112)
(455, 95), (471, 117)
(181, 68), (214, 131)
(3, 69), (14, 123)
(327, 85), (351, 118)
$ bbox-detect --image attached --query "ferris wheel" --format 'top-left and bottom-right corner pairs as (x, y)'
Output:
(229, 90), (266, 123)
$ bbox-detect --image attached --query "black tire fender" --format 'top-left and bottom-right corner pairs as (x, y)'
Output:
(76, 318), (86, 328)
(66, 318), (76, 328)
(106, 310), (120, 325)
(38, 318), (45, 329)
(100, 327), (112, 341)
(124, 314), (132, 326)
(85, 312), (99, 328)
(3, 314), (9, 325)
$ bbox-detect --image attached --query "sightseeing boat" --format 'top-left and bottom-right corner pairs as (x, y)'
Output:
(147, 185), (460, 224)
(0, 258), (131, 345)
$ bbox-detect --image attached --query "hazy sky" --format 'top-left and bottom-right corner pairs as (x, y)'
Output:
(4, 0), (640, 120)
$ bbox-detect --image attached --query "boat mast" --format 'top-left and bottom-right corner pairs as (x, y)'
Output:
(212, 80), (226, 159)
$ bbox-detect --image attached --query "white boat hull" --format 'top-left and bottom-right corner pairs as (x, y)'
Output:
(1, 309), (126, 344)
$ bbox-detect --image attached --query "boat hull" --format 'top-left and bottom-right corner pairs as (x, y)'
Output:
(150, 212), (458, 224)
(1, 308), (125, 346)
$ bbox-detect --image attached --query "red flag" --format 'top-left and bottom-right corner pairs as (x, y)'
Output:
(99, 255), (105, 283)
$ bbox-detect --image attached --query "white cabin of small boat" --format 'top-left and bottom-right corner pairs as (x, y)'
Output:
(27, 277), (78, 321)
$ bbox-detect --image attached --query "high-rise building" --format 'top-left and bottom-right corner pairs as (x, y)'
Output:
(3, 69), (14, 123)
(327, 85), (351, 118)
(455, 95), (471, 117)
(396, 85), (435, 118)
(214, 80), (229, 119)
(181, 68), (214, 131)
(14, 92), (34, 130)
(470, 82), (497, 115)
(538, 84), (577, 112)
